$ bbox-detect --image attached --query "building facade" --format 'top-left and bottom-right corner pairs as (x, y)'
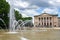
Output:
(34, 13), (59, 27)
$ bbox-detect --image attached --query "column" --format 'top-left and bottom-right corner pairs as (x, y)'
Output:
(43, 17), (44, 27)
(50, 17), (53, 27)
(41, 17), (43, 27)
(39, 17), (40, 27)
(46, 17), (47, 27)
(40, 17), (41, 27)
(52, 17), (53, 27)
(49, 17), (50, 27)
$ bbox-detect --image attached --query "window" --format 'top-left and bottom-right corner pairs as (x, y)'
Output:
(44, 17), (46, 20)
(42, 22), (43, 25)
(36, 25), (37, 27)
(47, 17), (48, 20)
(41, 17), (43, 20)
(38, 23), (40, 27)
(41, 22), (43, 27)
(39, 18), (40, 21)
(50, 22), (52, 26)
(44, 17), (46, 22)
(44, 23), (46, 26)
(50, 23), (52, 25)
(39, 23), (40, 25)
(50, 17), (51, 20)
(54, 25), (56, 27)
(47, 23), (49, 27)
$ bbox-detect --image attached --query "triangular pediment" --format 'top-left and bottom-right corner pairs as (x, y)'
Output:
(40, 13), (51, 16)
(34, 13), (58, 17)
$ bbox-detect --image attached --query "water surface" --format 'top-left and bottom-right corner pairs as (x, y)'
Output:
(0, 29), (60, 40)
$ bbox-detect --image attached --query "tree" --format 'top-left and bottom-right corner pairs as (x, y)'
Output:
(0, 0), (10, 14)
(15, 10), (32, 21)
(22, 17), (32, 21)
(0, 0), (10, 29)
(15, 10), (22, 21)
(15, 10), (33, 27)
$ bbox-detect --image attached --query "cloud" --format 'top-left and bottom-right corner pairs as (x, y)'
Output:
(42, 8), (58, 14)
(6, 0), (60, 17)
(48, 0), (60, 8)
(20, 9), (40, 17)
(6, 0), (52, 9)
(14, 1), (30, 8)
(6, 0), (60, 8)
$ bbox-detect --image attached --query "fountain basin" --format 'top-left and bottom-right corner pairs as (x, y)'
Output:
(5, 32), (18, 34)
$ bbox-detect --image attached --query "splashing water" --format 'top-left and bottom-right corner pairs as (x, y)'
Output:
(0, 0), (33, 33)
(0, 18), (7, 30)
(21, 37), (29, 40)
(9, 5), (32, 32)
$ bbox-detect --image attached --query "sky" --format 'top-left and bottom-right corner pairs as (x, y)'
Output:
(6, 0), (60, 17)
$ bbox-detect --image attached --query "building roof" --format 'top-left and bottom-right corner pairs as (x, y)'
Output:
(58, 17), (60, 19)
(34, 13), (58, 17)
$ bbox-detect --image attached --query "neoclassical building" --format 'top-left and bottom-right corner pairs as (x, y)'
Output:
(34, 13), (60, 27)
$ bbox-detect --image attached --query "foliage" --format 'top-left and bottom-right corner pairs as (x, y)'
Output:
(22, 17), (32, 21)
(15, 10), (22, 21)
(15, 10), (33, 27)
(0, 0), (33, 29)
(0, 0), (10, 29)
(15, 10), (32, 21)
(0, 0), (10, 14)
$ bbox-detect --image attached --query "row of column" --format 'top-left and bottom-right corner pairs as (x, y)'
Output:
(39, 17), (53, 27)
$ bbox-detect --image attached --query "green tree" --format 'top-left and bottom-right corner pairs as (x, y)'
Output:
(22, 17), (32, 21)
(14, 10), (33, 27)
(15, 10), (32, 21)
(0, 0), (10, 29)
(15, 10), (22, 21)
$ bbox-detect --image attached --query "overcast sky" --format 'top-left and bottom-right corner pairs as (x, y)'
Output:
(6, 0), (60, 17)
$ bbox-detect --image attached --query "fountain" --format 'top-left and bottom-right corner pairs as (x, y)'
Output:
(5, 0), (19, 33)
(0, 0), (16, 33)
(0, 0), (33, 34)
(8, 4), (32, 33)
